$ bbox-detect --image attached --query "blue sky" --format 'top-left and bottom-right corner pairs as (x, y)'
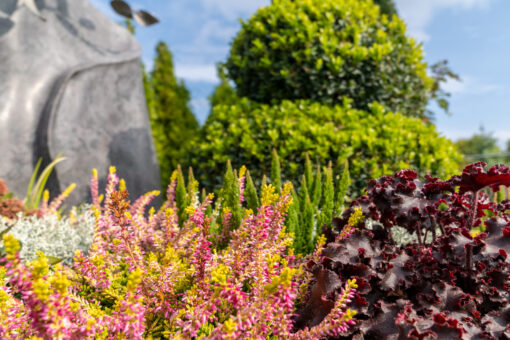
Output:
(90, 0), (510, 148)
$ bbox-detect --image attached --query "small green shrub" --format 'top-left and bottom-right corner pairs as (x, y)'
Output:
(190, 99), (461, 194)
(144, 42), (199, 189)
(226, 0), (432, 118)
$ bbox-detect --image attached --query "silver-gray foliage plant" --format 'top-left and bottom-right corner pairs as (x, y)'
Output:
(0, 205), (95, 265)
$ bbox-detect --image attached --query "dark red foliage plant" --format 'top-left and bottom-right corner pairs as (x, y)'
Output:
(0, 178), (28, 220)
(295, 162), (510, 339)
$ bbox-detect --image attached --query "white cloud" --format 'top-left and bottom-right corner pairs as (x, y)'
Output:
(494, 131), (510, 149)
(200, 0), (270, 21)
(395, 0), (492, 42)
(175, 64), (218, 83)
(190, 97), (211, 124)
(442, 76), (503, 95)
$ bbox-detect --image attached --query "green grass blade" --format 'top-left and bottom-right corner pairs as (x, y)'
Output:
(25, 158), (42, 206)
(25, 154), (66, 210)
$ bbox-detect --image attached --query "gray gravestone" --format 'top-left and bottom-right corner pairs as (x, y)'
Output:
(0, 0), (161, 207)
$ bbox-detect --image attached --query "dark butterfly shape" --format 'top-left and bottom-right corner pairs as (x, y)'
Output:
(110, 0), (159, 26)
(110, 0), (133, 18)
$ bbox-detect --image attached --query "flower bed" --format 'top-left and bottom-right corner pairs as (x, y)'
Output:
(1, 162), (510, 339)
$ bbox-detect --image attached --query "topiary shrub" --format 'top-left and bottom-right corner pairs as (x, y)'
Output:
(190, 98), (461, 194)
(226, 0), (433, 118)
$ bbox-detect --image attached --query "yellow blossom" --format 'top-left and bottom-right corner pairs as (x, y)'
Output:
(119, 179), (127, 191)
(347, 207), (363, 226)
(127, 269), (142, 293)
(261, 184), (279, 206)
(42, 189), (50, 202)
(50, 267), (71, 295)
(2, 234), (20, 255)
(170, 170), (179, 183)
(264, 267), (297, 294)
(239, 165), (247, 179)
(223, 317), (237, 334)
(32, 279), (50, 301)
(62, 183), (76, 197)
(31, 251), (49, 279)
(210, 264), (229, 285)
(185, 206), (195, 215)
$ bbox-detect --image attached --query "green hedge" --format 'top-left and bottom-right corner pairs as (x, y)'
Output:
(189, 98), (461, 193)
(226, 0), (432, 118)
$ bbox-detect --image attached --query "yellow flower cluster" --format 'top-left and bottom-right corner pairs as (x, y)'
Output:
(264, 267), (297, 295)
(337, 207), (364, 241)
(210, 264), (229, 286)
(3, 234), (20, 256)
(261, 184), (279, 206)
(347, 207), (363, 227)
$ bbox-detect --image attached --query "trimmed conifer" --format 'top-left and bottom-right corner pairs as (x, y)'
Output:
(221, 161), (242, 230)
(319, 161), (334, 230)
(311, 164), (322, 207)
(271, 149), (282, 193)
(304, 153), (313, 194)
(244, 170), (259, 212)
(286, 187), (301, 252)
(335, 161), (351, 215)
(175, 165), (187, 225)
(148, 42), (199, 190)
(261, 175), (267, 192)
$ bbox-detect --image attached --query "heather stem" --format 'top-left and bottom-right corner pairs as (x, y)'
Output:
(438, 222), (445, 236)
(416, 225), (423, 245)
(467, 190), (479, 230)
(466, 244), (472, 271)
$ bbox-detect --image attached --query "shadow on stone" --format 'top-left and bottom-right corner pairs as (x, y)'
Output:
(0, 17), (14, 37)
(108, 128), (162, 207)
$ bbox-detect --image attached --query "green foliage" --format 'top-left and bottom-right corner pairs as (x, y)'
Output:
(428, 60), (461, 118)
(175, 166), (188, 225)
(226, 0), (433, 118)
(208, 63), (239, 110)
(25, 154), (66, 211)
(163, 153), (353, 255)
(271, 149), (282, 193)
(220, 161), (243, 230)
(311, 164), (322, 206)
(455, 126), (507, 167)
(372, 0), (397, 17)
(298, 175), (314, 253)
(191, 99), (462, 194)
(318, 162), (334, 230)
(304, 153), (313, 193)
(145, 42), (199, 189)
(244, 170), (259, 212)
(286, 188), (300, 237)
(335, 161), (351, 215)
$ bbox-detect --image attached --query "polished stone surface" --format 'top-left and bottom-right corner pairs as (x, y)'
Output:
(0, 0), (161, 207)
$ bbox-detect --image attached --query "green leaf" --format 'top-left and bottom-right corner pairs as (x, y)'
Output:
(25, 154), (66, 210)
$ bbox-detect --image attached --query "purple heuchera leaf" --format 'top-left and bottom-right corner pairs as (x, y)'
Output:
(295, 163), (510, 339)
(450, 162), (510, 194)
